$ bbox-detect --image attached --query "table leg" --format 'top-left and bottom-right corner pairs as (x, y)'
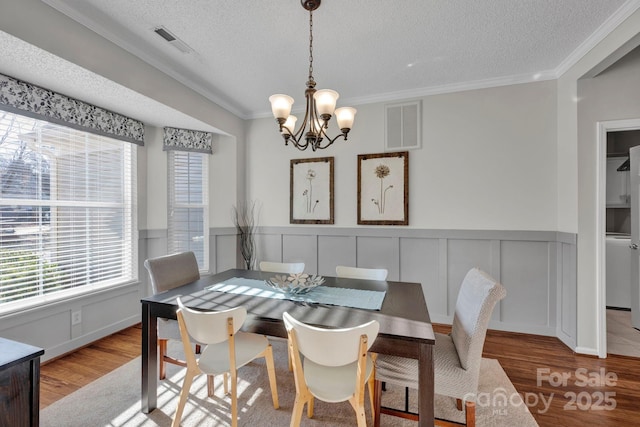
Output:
(418, 341), (434, 427)
(141, 302), (158, 413)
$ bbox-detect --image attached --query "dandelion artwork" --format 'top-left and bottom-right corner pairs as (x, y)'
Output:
(358, 151), (408, 225)
(290, 157), (334, 224)
(303, 169), (319, 213)
(372, 164), (393, 214)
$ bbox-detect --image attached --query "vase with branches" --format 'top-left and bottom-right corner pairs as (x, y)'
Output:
(232, 201), (257, 270)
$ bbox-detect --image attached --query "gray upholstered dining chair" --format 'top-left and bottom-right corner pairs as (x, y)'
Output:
(373, 268), (506, 427)
(259, 261), (305, 274)
(143, 251), (201, 380)
(335, 266), (388, 280)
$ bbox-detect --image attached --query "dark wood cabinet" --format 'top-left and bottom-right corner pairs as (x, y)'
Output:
(0, 337), (44, 427)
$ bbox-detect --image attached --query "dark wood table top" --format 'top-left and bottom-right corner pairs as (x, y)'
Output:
(141, 268), (435, 347)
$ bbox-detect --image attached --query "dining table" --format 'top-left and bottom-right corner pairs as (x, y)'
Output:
(140, 268), (436, 426)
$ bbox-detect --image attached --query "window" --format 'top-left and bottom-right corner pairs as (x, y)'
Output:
(167, 150), (209, 271)
(0, 111), (137, 311)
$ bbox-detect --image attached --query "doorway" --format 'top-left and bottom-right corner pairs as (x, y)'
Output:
(598, 120), (640, 357)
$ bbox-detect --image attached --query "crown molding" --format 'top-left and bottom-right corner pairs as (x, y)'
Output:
(555, 0), (640, 77)
(42, 0), (248, 120)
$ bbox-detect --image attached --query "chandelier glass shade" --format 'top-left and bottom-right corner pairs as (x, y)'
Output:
(269, 0), (356, 151)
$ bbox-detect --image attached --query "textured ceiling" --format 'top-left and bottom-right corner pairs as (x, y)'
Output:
(7, 0), (640, 126)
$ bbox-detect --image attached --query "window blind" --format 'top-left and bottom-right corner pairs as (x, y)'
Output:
(0, 110), (137, 310)
(167, 150), (208, 271)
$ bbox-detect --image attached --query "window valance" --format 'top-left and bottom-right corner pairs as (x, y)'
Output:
(163, 126), (213, 154)
(0, 73), (144, 145)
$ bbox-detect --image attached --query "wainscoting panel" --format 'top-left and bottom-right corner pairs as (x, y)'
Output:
(282, 234), (318, 272)
(356, 236), (400, 279)
(558, 241), (577, 348)
(254, 227), (577, 337)
(399, 237), (442, 317)
(500, 240), (551, 329)
(255, 233), (283, 266)
(214, 233), (240, 272)
(318, 235), (356, 276)
(0, 227), (576, 363)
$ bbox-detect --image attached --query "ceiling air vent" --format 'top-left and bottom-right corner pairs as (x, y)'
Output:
(153, 26), (193, 54)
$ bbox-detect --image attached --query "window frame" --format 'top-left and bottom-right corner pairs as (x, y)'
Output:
(0, 111), (138, 314)
(167, 150), (209, 272)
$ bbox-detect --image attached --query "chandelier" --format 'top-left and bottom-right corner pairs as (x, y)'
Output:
(269, 0), (356, 151)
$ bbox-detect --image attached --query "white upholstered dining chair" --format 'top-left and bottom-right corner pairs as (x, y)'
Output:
(335, 266), (388, 281)
(172, 297), (279, 427)
(373, 268), (506, 427)
(144, 251), (201, 380)
(283, 311), (379, 427)
(259, 261), (305, 274)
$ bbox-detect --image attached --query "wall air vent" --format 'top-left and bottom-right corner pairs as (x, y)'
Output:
(153, 26), (193, 54)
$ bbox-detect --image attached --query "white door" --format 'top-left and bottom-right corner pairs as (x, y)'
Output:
(630, 145), (640, 329)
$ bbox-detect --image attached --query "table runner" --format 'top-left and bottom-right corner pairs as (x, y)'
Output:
(205, 277), (385, 310)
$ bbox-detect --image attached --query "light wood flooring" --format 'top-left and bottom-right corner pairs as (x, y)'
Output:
(607, 308), (640, 357)
(40, 324), (640, 427)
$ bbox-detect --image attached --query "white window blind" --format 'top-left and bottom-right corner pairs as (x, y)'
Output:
(0, 110), (137, 311)
(168, 150), (208, 271)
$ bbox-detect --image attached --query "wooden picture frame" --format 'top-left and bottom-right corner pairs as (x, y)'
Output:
(358, 151), (408, 225)
(290, 157), (334, 224)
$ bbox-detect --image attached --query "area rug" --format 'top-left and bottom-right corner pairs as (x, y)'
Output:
(41, 339), (538, 426)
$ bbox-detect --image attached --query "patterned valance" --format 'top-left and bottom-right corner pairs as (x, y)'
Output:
(0, 73), (144, 145)
(162, 126), (213, 154)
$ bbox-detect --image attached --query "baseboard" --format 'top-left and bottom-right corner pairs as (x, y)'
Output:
(574, 346), (600, 357)
(42, 315), (139, 362)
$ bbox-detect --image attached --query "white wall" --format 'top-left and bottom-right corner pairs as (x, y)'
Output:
(247, 81), (558, 230)
(557, 8), (640, 354)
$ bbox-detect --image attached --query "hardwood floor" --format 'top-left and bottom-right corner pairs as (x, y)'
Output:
(39, 325), (141, 408)
(40, 324), (640, 427)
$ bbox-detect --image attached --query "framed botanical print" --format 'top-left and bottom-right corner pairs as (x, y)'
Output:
(290, 157), (334, 224)
(358, 151), (408, 225)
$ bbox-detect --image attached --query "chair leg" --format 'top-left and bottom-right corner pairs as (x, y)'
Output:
(307, 396), (314, 418)
(354, 402), (367, 427)
(223, 372), (229, 395)
(367, 373), (375, 422)
(159, 339), (168, 380)
(373, 379), (382, 427)
(171, 369), (196, 427)
(368, 352), (377, 421)
(230, 369), (238, 427)
(456, 398), (463, 411)
(207, 374), (214, 397)
(289, 395), (306, 427)
(264, 344), (280, 408)
(465, 401), (476, 427)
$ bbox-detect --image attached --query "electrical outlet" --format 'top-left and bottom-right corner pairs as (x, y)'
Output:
(71, 310), (82, 326)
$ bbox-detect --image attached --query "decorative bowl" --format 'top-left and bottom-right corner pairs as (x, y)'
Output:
(265, 273), (325, 295)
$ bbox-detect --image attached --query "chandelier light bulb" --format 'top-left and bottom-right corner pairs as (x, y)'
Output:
(282, 115), (297, 135)
(313, 89), (339, 116)
(269, 94), (294, 119)
(335, 107), (357, 130)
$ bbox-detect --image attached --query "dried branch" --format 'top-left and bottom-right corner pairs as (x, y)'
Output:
(232, 201), (258, 270)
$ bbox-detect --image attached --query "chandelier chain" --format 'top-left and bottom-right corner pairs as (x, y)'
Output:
(269, 0), (355, 151)
(308, 8), (314, 83)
